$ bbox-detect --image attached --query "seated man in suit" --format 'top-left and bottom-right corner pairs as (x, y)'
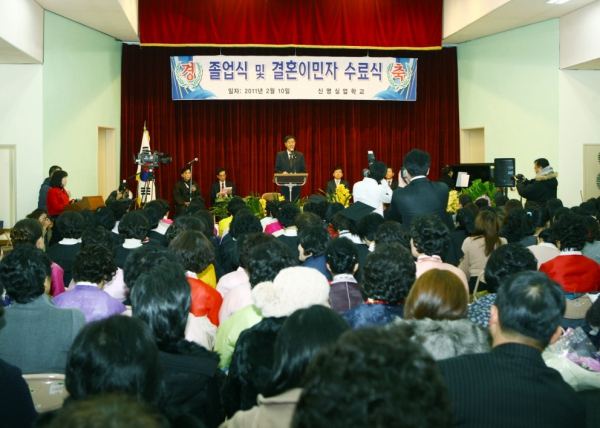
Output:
(384, 167), (399, 190)
(385, 149), (451, 228)
(210, 168), (237, 205)
(326, 166), (350, 195)
(274, 135), (307, 201)
(438, 271), (585, 428)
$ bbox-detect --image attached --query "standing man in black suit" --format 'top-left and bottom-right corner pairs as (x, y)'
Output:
(325, 166), (350, 195)
(438, 271), (585, 428)
(385, 149), (450, 228)
(274, 135), (307, 201)
(210, 168), (237, 205)
(384, 167), (399, 190)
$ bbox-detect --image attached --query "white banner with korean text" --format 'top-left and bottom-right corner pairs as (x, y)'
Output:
(170, 56), (417, 101)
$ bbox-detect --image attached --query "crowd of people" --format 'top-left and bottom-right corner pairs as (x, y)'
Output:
(2, 149), (600, 428)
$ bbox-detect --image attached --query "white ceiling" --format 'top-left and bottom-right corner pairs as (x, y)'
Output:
(443, 0), (597, 44)
(35, 0), (139, 42)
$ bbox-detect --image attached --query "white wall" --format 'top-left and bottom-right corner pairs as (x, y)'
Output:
(457, 19), (559, 199)
(558, 70), (600, 207)
(560, 1), (600, 69)
(0, 0), (44, 63)
(0, 64), (44, 221)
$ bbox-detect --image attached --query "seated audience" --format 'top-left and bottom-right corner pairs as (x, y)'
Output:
(403, 269), (468, 321)
(220, 211), (262, 275)
(540, 214), (600, 293)
(325, 237), (362, 314)
(132, 262), (225, 427)
(169, 230), (223, 326)
(410, 215), (469, 295)
(223, 306), (349, 428)
(448, 208), (475, 262)
(218, 233), (276, 323)
(64, 317), (163, 411)
(26, 208), (53, 249)
(107, 199), (131, 234)
(78, 227), (128, 301)
(527, 227), (560, 268)
(276, 204), (301, 259)
(141, 207), (167, 246)
(0, 245), (85, 373)
(468, 243), (538, 328)
(114, 211), (150, 268)
(324, 202), (344, 238)
(582, 214), (600, 265)
(501, 198), (523, 227)
(0, 281), (37, 428)
(54, 245), (125, 323)
(144, 199), (172, 235)
(342, 243), (415, 328)
(292, 327), (451, 428)
(295, 211), (323, 232)
(43, 393), (167, 428)
(219, 197), (247, 237)
(374, 220), (411, 250)
(438, 271), (585, 428)
(224, 266), (329, 417)
(357, 212), (385, 252)
(458, 210), (506, 293)
(93, 205), (123, 247)
(261, 200), (280, 231)
(10, 218), (65, 298)
(46, 211), (85, 286)
(391, 318), (491, 360)
(530, 207), (551, 238)
(298, 226), (332, 280)
(501, 207), (529, 243)
(215, 240), (297, 369)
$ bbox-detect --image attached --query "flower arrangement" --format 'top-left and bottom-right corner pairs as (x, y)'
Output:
(460, 179), (497, 207)
(319, 184), (352, 207)
(209, 197), (230, 219)
(446, 190), (459, 214)
(243, 192), (266, 219)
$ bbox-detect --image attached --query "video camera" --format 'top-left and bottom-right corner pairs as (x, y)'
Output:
(133, 148), (172, 170)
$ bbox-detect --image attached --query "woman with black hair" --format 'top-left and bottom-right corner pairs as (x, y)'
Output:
(10, 218), (66, 298)
(223, 306), (349, 428)
(53, 244), (125, 323)
(0, 245), (85, 373)
(26, 208), (53, 249)
(324, 202), (344, 238)
(528, 227), (560, 268)
(448, 208), (475, 262)
(113, 211), (150, 268)
(46, 170), (74, 217)
(45, 211), (85, 287)
(298, 226), (332, 280)
(131, 262), (225, 427)
(65, 316), (163, 406)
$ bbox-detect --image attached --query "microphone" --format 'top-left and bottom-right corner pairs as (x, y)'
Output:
(187, 158), (198, 164)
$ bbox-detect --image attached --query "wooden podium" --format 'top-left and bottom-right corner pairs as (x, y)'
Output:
(273, 173), (308, 201)
(63, 196), (105, 213)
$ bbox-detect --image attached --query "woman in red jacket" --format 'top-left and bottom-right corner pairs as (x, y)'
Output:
(46, 170), (72, 217)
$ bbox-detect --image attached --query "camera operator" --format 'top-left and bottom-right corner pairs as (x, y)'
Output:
(514, 158), (558, 207)
(105, 182), (133, 205)
(352, 161), (392, 216)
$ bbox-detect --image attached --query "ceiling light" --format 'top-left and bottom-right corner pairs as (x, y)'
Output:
(547, 0), (570, 4)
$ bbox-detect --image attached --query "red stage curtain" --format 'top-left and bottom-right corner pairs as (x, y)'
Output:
(139, 0), (442, 50)
(120, 46), (459, 212)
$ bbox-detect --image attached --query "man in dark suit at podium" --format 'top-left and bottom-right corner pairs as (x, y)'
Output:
(210, 168), (237, 205)
(385, 149), (451, 228)
(274, 135), (307, 201)
(326, 166), (350, 195)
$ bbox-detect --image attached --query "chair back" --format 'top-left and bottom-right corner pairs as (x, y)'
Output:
(23, 373), (69, 412)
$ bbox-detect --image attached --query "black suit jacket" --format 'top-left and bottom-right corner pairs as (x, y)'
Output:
(326, 179), (350, 195)
(438, 343), (585, 428)
(210, 181), (237, 205)
(385, 177), (450, 228)
(274, 150), (306, 174)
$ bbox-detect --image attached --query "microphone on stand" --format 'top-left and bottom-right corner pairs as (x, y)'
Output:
(187, 158), (198, 164)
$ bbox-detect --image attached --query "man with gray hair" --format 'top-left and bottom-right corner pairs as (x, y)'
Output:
(438, 271), (585, 428)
